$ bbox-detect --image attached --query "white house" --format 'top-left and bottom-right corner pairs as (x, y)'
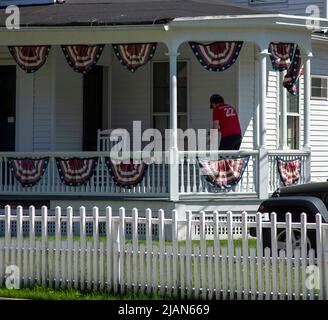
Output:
(0, 0), (328, 217)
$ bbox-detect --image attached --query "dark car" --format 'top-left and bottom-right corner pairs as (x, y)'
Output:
(250, 182), (328, 251)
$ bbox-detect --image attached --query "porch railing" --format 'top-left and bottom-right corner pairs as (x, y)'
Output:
(268, 150), (311, 194)
(178, 150), (259, 197)
(0, 152), (169, 197)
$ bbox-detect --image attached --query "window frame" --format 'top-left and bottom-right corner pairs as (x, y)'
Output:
(151, 59), (190, 131)
(311, 75), (328, 101)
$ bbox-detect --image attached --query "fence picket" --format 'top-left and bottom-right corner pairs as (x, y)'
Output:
(74, 241), (79, 290)
(236, 247), (242, 300)
(126, 243), (132, 292)
(309, 249), (315, 300)
(186, 210), (192, 299)
(17, 206), (23, 288)
(36, 240), (41, 285)
(180, 246), (186, 299)
(55, 206), (61, 289)
(271, 212), (278, 300)
(23, 239), (28, 287)
(294, 248), (301, 300)
(213, 211), (221, 300)
(67, 207), (73, 289)
(158, 209), (165, 296)
(172, 210), (178, 297)
(106, 206), (112, 292)
(279, 250), (286, 300)
(316, 213), (323, 300)
(93, 207), (99, 291)
(48, 241), (54, 288)
(119, 207), (126, 294)
(29, 206), (35, 287)
(4, 205), (11, 268)
(208, 246), (214, 300)
(41, 206), (47, 287)
(146, 208), (152, 295)
(87, 241), (92, 291)
(222, 246), (228, 300)
(256, 212), (263, 300)
(200, 211), (207, 300)
(227, 212), (234, 300)
(250, 247), (256, 300)
(80, 207), (86, 291)
(140, 244), (146, 294)
(286, 213), (293, 300)
(242, 211), (248, 300)
(132, 208), (139, 294)
(193, 246), (200, 299)
(301, 213), (308, 300)
(152, 245), (158, 295)
(264, 247), (271, 300)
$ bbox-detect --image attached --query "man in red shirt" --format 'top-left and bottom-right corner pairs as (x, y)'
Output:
(210, 94), (242, 150)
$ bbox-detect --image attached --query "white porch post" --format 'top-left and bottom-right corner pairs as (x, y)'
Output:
(167, 48), (180, 201)
(279, 71), (288, 149)
(303, 52), (312, 183)
(258, 49), (269, 199)
(303, 53), (312, 150)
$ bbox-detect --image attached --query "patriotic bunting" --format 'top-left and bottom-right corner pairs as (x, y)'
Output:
(189, 41), (243, 72)
(56, 157), (98, 186)
(112, 43), (157, 72)
(276, 157), (301, 187)
(105, 158), (148, 189)
(283, 46), (303, 96)
(198, 156), (249, 189)
(268, 42), (295, 71)
(9, 157), (49, 188)
(8, 46), (51, 73)
(61, 45), (104, 74)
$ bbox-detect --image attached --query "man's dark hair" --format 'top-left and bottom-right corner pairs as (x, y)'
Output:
(210, 94), (224, 108)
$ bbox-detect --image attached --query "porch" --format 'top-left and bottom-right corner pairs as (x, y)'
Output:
(0, 13), (319, 203)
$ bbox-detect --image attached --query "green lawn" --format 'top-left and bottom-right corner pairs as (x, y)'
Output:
(0, 286), (168, 300)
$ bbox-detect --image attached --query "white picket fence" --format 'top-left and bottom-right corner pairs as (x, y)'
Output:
(0, 205), (328, 300)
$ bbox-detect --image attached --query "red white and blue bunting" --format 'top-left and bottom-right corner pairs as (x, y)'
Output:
(105, 158), (148, 189)
(283, 46), (303, 96)
(56, 157), (98, 186)
(268, 42), (295, 71)
(8, 46), (51, 73)
(189, 41), (243, 72)
(198, 156), (249, 189)
(61, 45), (105, 74)
(112, 43), (157, 72)
(276, 157), (301, 187)
(9, 157), (49, 188)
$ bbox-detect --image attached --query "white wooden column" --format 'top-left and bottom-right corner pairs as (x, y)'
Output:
(258, 49), (269, 199)
(259, 50), (269, 149)
(167, 49), (180, 201)
(279, 71), (288, 149)
(303, 53), (312, 150)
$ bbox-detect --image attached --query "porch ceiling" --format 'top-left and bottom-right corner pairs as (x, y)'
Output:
(0, 0), (272, 27)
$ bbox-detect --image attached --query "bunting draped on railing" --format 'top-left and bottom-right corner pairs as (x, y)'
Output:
(198, 156), (249, 189)
(189, 41), (243, 72)
(8, 46), (51, 73)
(8, 157), (49, 188)
(61, 45), (104, 74)
(56, 157), (98, 186)
(276, 157), (301, 187)
(283, 47), (303, 96)
(105, 158), (148, 189)
(268, 42), (295, 71)
(112, 43), (157, 72)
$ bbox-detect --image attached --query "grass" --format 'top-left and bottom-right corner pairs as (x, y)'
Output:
(0, 286), (167, 300)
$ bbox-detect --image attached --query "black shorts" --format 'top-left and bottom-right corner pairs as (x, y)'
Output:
(219, 134), (242, 150)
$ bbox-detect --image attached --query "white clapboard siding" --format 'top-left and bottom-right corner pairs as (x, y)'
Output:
(0, 205), (326, 300)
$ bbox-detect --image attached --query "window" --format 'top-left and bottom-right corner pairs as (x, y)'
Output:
(287, 86), (300, 149)
(152, 61), (188, 136)
(311, 76), (328, 100)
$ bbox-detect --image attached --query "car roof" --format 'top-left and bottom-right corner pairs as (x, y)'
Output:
(279, 181), (328, 194)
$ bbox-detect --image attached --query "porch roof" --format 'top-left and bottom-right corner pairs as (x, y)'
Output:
(0, 0), (272, 27)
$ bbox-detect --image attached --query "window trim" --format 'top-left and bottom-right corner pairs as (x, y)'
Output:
(311, 75), (328, 101)
(151, 59), (190, 130)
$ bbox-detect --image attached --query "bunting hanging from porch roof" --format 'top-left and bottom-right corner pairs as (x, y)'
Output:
(112, 43), (157, 72)
(9, 157), (49, 188)
(276, 157), (301, 187)
(56, 157), (98, 186)
(268, 42), (295, 71)
(198, 156), (249, 189)
(105, 158), (148, 189)
(189, 41), (243, 72)
(283, 46), (303, 96)
(8, 46), (51, 73)
(61, 45), (105, 74)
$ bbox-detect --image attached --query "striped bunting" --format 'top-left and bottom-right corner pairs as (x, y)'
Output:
(8, 46), (51, 73)
(268, 42), (295, 71)
(105, 158), (148, 189)
(9, 157), (49, 188)
(56, 157), (98, 186)
(198, 156), (249, 189)
(112, 43), (157, 72)
(276, 157), (301, 187)
(61, 45), (104, 74)
(189, 41), (243, 72)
